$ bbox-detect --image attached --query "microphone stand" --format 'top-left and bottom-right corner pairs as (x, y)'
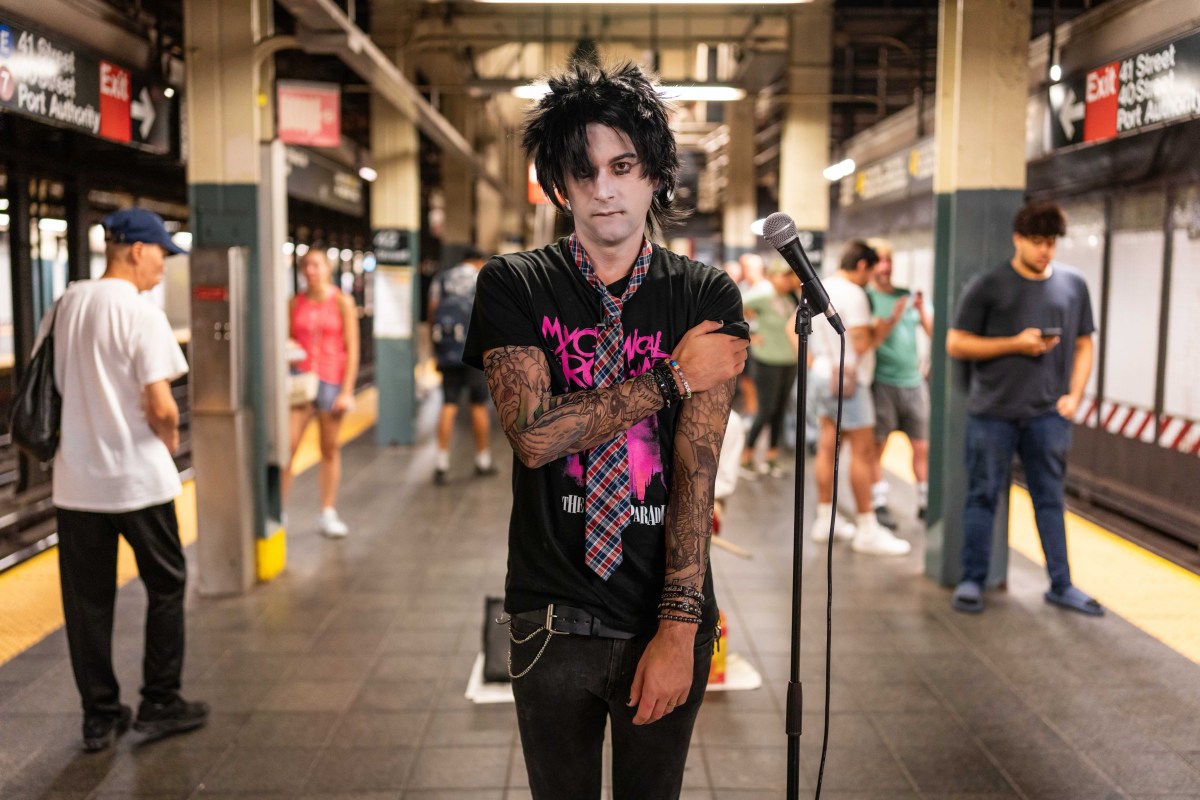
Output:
(787, 296), (813, 798)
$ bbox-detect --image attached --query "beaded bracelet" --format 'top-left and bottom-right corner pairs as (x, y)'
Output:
(658, 612), (702, 624)
(667, 359), (693, 399)
(658, 601), (703, 617)
(658, 598), (702, 612)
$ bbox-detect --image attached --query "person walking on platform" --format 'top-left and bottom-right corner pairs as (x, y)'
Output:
(429, 246), (496, 484)
(284, 248), (360, 538)
(50, 208), (208, 752)
(463, 61), (748, 800)
(947, 201), (1102, 616)
(810, 241), (912, 556)
(740, 261), (800, 478)
(866, 238), (933, 528)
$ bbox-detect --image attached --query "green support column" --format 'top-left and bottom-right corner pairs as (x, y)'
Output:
(370, 92), (421, 446)
(184, 0), (281, 592)
(926, 0), (1031, 588)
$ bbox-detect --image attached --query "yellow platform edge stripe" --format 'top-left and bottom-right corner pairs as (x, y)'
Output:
(882, 432), (1200, 665)
(0, 386), (379, 666)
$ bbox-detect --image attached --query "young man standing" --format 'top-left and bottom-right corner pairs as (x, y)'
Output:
(51, 209), (208, 751)
(809, 241), (912, 556)
(464, 62), (748, 800)
(429, 246), (495, 484)
(947, 201), (1101, 616)
(866, 238), (933, 527)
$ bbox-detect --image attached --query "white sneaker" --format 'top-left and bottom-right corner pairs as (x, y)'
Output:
(812, 513), (856, 543)
(318, 509), (349, 539)
(851, 522), (911, 556)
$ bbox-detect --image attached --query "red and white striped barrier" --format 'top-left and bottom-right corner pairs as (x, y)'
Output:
(1085, 396), (1200, 454)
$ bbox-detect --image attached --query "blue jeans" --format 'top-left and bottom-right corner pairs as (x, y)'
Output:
(509, 616), (714, 800)
(962, 412), (1072, 592)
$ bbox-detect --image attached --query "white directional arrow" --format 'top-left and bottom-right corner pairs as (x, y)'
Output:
(1057, 86), (1085, 140)
(131, 87), (156, 139)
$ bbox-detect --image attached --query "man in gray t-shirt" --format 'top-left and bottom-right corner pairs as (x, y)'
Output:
(946, 201), (1101, 617)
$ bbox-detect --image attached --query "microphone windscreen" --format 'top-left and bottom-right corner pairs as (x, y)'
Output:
(762, 212), (798, 250)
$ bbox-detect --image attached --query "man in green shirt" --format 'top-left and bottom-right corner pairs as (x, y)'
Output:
(867, 239), (933, 527)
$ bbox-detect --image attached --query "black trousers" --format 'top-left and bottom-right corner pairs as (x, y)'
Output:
(57, 501), (187, 718)
(747, 359), (798, 451)
(509, 616), (714, 800)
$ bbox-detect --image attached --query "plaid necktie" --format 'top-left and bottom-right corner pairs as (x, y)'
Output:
(569, 234), (653, 580)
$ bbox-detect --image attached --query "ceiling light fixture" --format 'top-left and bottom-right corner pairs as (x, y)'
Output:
(822, 158), (856, 182)
(513, 83), (746, 102)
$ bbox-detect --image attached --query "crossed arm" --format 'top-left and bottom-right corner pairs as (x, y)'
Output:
(482, 345), (666, 469)
(628, 375), (735, 724)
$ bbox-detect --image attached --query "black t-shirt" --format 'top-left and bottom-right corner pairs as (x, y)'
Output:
(952, 261), (1095, 419)
(463, 238), (743, 634)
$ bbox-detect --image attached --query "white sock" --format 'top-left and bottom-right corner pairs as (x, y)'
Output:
(917, 482), (929, 507)
(476, 450), (492, 470)
(872, 480), (889, 508)
(817, 502), (834, 522)
(321, 506), (336, 518)
(436, 450), (450, 470)
(856, 510), (878, 533)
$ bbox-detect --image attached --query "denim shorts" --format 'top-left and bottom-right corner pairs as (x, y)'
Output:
(314, 380), (342, 412)
(810, 370), (875, 431)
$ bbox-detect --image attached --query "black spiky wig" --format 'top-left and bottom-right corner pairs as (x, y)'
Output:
(522, 61), (686, 236)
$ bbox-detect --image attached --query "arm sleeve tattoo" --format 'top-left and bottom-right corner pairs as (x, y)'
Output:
(663, 376), (736, 592)
(483, 346), (666, 469)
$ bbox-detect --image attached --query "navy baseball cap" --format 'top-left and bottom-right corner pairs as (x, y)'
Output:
(103, 208), (188, 255)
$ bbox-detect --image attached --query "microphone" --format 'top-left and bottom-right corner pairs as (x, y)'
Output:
(761, 212), (845, 334)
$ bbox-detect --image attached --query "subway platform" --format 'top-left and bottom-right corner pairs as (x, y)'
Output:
(1, 400), (1199, 799)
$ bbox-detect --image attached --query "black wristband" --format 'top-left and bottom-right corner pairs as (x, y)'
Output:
(651, 360), (680, 407)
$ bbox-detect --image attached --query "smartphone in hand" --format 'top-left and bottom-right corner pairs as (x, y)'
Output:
(1041, 327), (1063, 339)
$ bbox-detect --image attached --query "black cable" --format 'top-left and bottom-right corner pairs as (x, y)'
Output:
(814, 332), (847, 798)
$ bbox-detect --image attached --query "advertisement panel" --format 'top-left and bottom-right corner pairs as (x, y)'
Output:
(277, 80), (341, 148)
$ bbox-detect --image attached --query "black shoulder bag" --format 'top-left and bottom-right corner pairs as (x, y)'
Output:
(9, 303), (62, 462)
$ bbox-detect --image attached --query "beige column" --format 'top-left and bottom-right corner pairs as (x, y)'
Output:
(777, 1), (834, 234)
(723, 98), (757, 260)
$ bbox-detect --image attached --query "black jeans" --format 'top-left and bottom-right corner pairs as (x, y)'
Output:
(747, 360), (798, 451)
(509, 616), (714, 800)
(57, 501), (187, 719)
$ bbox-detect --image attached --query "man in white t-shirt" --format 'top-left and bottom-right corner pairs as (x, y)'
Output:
(50, 208), (208, 752)
(808, 241), (911, 556)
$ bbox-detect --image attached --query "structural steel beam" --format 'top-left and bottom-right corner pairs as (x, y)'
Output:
(276, 0), (510, 196)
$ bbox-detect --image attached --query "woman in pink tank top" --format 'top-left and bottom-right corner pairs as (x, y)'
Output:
(284, 249), (360, 538)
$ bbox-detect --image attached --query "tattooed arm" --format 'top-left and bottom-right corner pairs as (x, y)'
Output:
(628, 376), (736, 725)
(483, 345), (665, 469)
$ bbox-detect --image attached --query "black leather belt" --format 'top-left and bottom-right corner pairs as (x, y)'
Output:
(513, 604), (637, 640)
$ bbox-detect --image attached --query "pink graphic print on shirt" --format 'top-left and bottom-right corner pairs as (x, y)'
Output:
(542, 316), (669, 503)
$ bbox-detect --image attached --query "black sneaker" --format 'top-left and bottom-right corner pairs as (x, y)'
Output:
(133, 697), (209, 739)
(434, 468), (448, 486)
(874, 505), (899, 530)
(83, 704), (132, 752)
(474, 464), (498, 477)
(918, 505), (927, 521)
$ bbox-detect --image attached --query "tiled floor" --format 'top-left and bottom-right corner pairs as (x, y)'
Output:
(2, 405), (1199, 799)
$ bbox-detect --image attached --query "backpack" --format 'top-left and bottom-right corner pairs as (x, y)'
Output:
(9, 302), (62, 462)
(431, 293), (474, 368)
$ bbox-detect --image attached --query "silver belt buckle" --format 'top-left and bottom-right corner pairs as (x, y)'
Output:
(544, 603), (567, 635)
